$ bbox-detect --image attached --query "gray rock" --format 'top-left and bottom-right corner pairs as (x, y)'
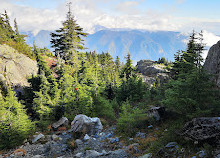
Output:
(180, 117), (220, 145)
(106, 133), (113, 138)
(71, 114), (103, 136)
(84, 134), (90, 141)
(148, 125), (153, 129)
(32, 133), (45, 143)
(75, 152), (83, 158)
(204, 40), (220, 87)
(75, 139), (83, 147)
(196, 150), (206, 158)
(109, 137), (119, 144)
(0, 44), (38, 89)
(158, 142), (181, 157)
(165, 142), (178, 148)
(52, 117), (68, 130)
(139, 153), (152, 158)
(107, 149), (130, 158)
(51, 134), (60, 141)
(44, 141), (68, 157)
(128, 143), (140, 154)
(136, 132), (146, 139)
(101, 150), (107, 155)
(85, 150), (102, 158)
(137, 60), (167, 76)
(32, 155), (44, 158)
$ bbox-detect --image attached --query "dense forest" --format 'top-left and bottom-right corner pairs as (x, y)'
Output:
(0, 6), (219, 157)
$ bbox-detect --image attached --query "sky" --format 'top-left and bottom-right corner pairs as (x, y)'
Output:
(0, 0), (220, 51)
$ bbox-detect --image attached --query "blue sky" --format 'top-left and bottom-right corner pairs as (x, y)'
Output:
(0, 0), (220, 45)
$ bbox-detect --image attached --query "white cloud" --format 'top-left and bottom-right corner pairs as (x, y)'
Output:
(115, 1), (140, 15)
(202, 30), (220, 47)
(202, 30), (220, 59)
(1, 0), (181, 35)
(0, 1), (65, 35)
(176, 0), (186, 4)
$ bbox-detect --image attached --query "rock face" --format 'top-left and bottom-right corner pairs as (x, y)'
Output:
(136, 60), (169, 86)
(0, 44), (38, 88)
(204, 41), (220, 87)
(180, 117), (220, 145)
(71, 114), (103, 136)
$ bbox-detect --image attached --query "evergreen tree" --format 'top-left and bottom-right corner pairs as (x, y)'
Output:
(0, 87), (34, 149)
(163, 30), (220, 118)
(3, 10), (13, 37)
(122, 53), (135, 79)
(50, 3), (88, 63)
(171, 31), (205, 80)
(115, 56), (121, 70)
(33, 44), (52, 77)
(171, 50), (182, 79)
(14, 18), (25, 43)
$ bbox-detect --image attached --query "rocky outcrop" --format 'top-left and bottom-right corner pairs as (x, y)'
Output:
(204, 41), (220, 87)
(71, 114), (103, 136)
(180, 117), (220, 145)
(137, 60), (167, 76)
(137, 60), (169, 86)
(0, 44), (38, 89)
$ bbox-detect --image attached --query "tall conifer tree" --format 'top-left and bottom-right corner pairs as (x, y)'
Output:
(50, 3), (88, 64)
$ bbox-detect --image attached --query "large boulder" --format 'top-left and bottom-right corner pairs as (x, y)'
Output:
(0, 44), (38, 89)
(204, 41), (220, 87)
(180, 117), (220, 145)
(71, 114), (103, 136)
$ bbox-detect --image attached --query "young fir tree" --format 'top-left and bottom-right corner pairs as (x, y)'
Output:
(117, 53), (146, 103)
(50, 3), (88, 64)
(115, 56), (121, 70)
(171, 50), (182, 79)
(3, 10), (14, 38)
(121, 53), (135, 79)
(0, 87), (34, 149)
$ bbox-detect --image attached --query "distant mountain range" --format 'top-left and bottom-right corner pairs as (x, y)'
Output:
(23, 29), (187, 63)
